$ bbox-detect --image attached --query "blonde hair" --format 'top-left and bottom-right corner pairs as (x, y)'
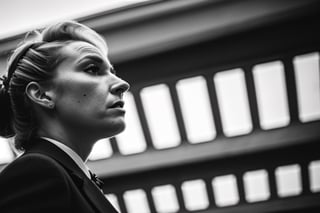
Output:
(0, 21), (107, 150)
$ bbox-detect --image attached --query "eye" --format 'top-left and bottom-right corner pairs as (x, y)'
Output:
(84, 64), (100, 75)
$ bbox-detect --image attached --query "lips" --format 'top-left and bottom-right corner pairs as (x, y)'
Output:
(109, 100), (125, 108)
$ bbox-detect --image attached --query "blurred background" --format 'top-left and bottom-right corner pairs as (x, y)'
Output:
(1, 0), (320, 212)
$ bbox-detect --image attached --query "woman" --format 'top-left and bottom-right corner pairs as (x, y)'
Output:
(0, 21), (129, 212)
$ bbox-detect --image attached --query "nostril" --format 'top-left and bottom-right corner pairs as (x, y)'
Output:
(123, 81), (130, 92)
(111, 81), (130, 95)
(120, 80), (130, 92)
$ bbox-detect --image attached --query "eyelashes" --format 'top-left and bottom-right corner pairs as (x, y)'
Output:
(84, 63), (100, 75)
(83, 63), (116, 76)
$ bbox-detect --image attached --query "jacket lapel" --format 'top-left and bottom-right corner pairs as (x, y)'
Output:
(82, 177), (119, 213)
(26, 138), (119, 213)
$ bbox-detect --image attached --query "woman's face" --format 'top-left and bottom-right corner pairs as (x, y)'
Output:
(50, 41), (130, 139)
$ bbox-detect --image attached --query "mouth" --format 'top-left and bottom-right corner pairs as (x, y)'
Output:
(109, 100), (125, 109)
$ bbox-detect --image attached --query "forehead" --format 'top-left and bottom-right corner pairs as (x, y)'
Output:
(59, 41), (109, 63)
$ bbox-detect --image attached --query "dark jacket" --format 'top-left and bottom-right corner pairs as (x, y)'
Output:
(0, 138), (118, 213)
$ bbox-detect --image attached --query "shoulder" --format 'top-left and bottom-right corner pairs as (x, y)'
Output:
(0, 153), (72, 212)
(1, 152), (68, 180)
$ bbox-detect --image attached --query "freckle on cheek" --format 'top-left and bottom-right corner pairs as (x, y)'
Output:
(83, 94), (87, 97)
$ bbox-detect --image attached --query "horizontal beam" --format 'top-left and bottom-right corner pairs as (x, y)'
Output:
(1, 0), (319, 62)
(199, 194), (320, 213)
(92, 0), (320, 63)
(88, 121), (320, 178)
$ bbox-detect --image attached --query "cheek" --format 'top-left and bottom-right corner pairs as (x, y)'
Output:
(74, 87), (104, 107)
(81, 84), (108, 104)
(56, 80), (105, 106)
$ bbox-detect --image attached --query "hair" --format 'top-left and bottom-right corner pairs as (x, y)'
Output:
(0, 20), (108, 150)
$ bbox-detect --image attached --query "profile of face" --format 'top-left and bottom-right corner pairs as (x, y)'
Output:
(48, 41), (130, 139)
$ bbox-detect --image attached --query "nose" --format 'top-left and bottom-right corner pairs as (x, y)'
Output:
(110, 76), (130, 96)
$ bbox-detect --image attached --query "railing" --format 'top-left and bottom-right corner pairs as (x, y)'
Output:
(103, 142), (320, 213)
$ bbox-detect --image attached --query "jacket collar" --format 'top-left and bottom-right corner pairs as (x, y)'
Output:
(40, 136), (91, 179)
(25, 137), (118, 213)
(26, 138), (85, 179)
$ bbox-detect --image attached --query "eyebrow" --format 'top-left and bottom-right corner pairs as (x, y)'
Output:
(76, 55), (104, 65)
(77, 54), (116, 73)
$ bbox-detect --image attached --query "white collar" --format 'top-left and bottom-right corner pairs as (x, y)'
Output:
(40, 136), (91, 179)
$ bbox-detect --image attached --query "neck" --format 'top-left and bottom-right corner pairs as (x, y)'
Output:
(37, 123), (96, 161)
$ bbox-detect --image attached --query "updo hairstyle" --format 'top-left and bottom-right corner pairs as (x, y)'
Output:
(0, 21), (107, 150)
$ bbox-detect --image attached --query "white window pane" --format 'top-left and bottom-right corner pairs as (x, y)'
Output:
(141, 84), (180, 149)
(181, 179), (209, 211)
(152, 185), (179, 213)
(124, 189), (150, 213)
(243, 170), (270, 202)
(309, 160), (320, 193)
(293, 52), (320, 122)
(212, 174), (239, 207)
(117, 92), (147, 155)
(105, 194), (120, 212)
(176, 76), (216, 143)
(275, 164), (302, 197)
(0, 137), (14, 164)
(253, 61), (290, 129)
(88, 138), (112, 161)
(214, 69), (252, 136)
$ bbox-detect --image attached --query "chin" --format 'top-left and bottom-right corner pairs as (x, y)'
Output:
(113, 124), (126, 136)
(101, 121), (126, 138)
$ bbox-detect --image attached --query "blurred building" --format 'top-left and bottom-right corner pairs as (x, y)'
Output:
(1, 0), (320, 212)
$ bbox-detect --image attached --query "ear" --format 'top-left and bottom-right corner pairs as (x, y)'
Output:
(25, 82), (55, 109)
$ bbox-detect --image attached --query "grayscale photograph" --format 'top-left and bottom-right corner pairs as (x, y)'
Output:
(0, 0), (319, 212)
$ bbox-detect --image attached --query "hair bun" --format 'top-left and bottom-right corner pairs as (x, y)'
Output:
(0, 85), (14, 137)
